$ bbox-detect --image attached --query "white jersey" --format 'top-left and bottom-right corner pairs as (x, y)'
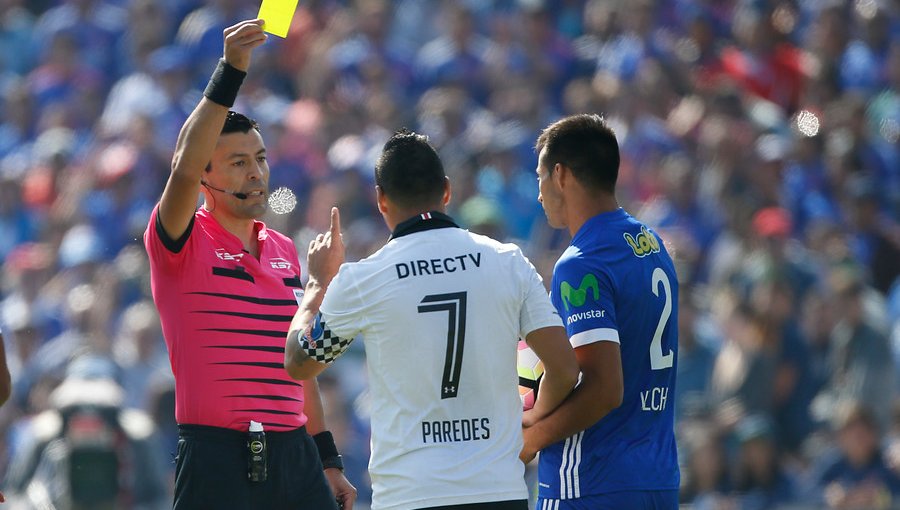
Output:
(321, 213), (562, 510)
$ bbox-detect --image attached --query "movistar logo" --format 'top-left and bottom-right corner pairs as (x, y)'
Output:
(624, 226), (660, 257)
(560, 274), (599, 312)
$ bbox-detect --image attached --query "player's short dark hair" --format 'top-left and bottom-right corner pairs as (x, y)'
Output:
(535, 114), (619, 194)
(375, 128), (446, 210)
(222, 111), (260, 135)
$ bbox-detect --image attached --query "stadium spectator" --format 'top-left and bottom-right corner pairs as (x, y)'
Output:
(0, 326), (7, 503)
(813, 402), (900, 509)
(749, 278), (816, 452)
(0, 323), (12, 504)
(730, 414), (798, 509)
(679, 422), (731, 508)
(673, 287), (716, 421)
(0, 330), (10, 405)
(3, 353), (166, 508)
(812, 271), (895, 425)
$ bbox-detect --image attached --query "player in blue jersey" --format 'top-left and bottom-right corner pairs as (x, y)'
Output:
(523, 114), (680, 509)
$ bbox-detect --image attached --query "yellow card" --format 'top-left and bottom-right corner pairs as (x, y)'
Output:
(257, 0), (300, 38)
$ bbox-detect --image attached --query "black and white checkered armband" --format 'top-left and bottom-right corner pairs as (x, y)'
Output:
(299, 312), (354, 364)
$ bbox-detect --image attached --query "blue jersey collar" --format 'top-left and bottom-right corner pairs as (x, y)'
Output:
(572, 208), (627, 244)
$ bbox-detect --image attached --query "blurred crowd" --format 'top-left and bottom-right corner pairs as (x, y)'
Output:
(0, 0), (898, 508)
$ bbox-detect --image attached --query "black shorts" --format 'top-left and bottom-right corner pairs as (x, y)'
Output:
(419, 501), (528, 510)
(174, 424), (338, 510)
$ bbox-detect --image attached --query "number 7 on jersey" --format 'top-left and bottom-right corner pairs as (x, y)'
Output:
(418, 292), (468, 399)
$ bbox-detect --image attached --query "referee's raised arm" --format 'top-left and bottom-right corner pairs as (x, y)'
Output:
(159, 19), (266, 240)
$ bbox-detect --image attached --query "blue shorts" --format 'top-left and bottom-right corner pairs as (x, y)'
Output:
(537, 490), (678, 510)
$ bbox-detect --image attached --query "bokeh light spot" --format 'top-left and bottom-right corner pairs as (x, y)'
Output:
(268, 187), (298, 215)
(796, 110), (820, 137)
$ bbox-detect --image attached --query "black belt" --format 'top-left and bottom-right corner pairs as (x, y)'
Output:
(178, 424), (307, 446)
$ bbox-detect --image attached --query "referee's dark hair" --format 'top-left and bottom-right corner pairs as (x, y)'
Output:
(222, 110), (260, 135)
(535, 114), (619, 194)
(375, 128), (446, 210)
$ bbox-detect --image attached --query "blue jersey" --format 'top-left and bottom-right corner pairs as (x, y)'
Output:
(539, 208), (680, 499)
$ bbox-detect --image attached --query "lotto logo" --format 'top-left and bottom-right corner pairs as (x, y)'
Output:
(623, 226), (660, 258)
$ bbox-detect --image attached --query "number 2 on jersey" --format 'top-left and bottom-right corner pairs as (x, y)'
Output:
(650, 267), (674, 370)
(418, 292), (468, 399)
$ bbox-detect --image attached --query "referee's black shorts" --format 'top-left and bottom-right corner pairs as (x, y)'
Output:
(174, 424), (338, 510)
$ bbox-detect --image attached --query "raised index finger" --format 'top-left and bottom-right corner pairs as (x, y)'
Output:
(329, 207), (342, 238)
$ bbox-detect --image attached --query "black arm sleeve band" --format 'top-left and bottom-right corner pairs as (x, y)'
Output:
(203, 59), (247, 108)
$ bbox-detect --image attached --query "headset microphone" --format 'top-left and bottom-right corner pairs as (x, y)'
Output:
(201, 181), (264, 200)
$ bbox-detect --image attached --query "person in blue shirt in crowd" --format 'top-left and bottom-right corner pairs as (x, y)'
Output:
(814, 401), (900, 508)
(523, 113), (679, 509)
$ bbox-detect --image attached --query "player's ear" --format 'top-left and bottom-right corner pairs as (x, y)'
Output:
(375, 186), (388, 214)
(552, 163), (567, 190)
(441, 177), (451, 207)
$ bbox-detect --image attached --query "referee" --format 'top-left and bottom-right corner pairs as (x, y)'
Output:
(284, 129), (579, 510)
(145, 19), (356, 509)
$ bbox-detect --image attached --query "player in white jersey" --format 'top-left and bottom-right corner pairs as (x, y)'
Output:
(284, 129), (579, 510)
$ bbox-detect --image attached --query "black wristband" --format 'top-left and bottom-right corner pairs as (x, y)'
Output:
(313, 431), (343, 471)
(322, 454), (344, 471)
(203, 59), (247, 108)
